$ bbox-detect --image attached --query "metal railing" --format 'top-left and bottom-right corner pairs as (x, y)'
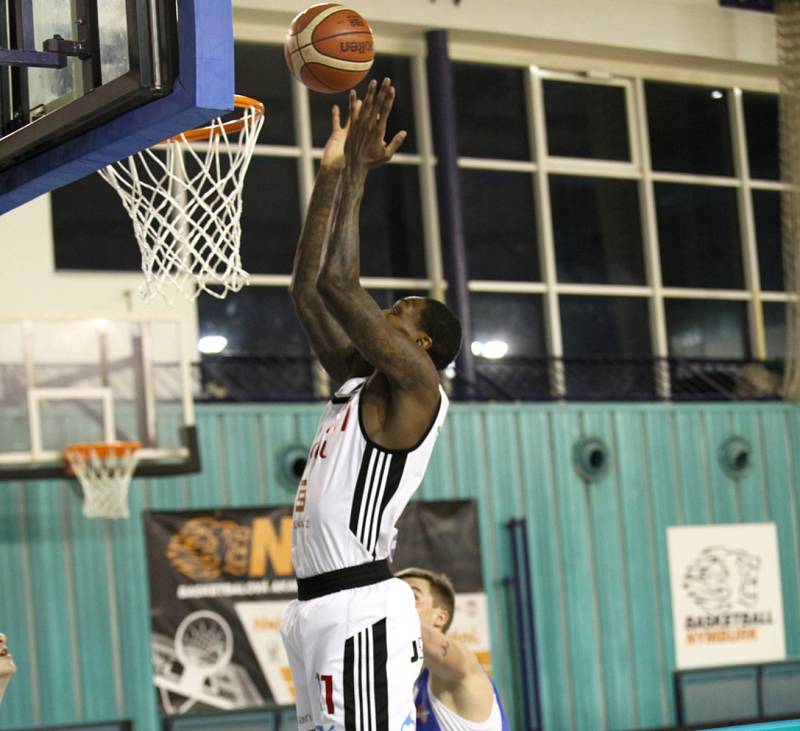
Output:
(194, 354), (786, 403)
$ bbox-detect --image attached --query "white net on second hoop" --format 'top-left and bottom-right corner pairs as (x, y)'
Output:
(100, 97), (265, 302)
(64, 443), (142, 520)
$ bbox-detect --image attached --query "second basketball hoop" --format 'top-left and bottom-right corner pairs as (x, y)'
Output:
(100, 96), (265, 303)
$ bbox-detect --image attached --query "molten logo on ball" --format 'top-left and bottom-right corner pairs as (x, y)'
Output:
(285, 3), (376, 94)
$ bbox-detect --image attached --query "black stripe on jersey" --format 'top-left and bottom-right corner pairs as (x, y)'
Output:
(331, 382), (365, 404)
(349, 446), (374, 538)
(344, 635), (356, 731)
(358, 632), (366, 730)
(369, 452), (407, 557)
(365, 626), (374, 730)
(361, 451), (389, 548)
(343, 620), (388, 731)
(373, 619), (389, 729)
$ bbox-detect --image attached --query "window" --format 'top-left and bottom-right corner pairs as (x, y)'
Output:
(544, 80), (630, 161)
(197, 287), (314, 399)
(743, 92), (779, 181)
(462, 170), (539, 282)
(645, 81), (734, 176)
(358, 165), (426, 278)
(310, 55), (417, 153)
(764, 303), (786, 359)
(655, 183), (743, 289)
(52, 172), (140, 271)
(666, 300), (749, 359)
(469, 293), (548, 399)
(234, 42), (294, 145)
(560, 295), (653, 398)
(550, 175), (644, 285)
(752, 189), (784, 292)
(454, 62), (530, 160)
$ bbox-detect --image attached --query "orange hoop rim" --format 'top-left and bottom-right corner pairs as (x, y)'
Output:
(64, 441), (142, 472)
(169, 95), (265, 142)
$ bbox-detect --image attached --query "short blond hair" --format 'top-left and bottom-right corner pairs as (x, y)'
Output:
(395, 567), (456, 633)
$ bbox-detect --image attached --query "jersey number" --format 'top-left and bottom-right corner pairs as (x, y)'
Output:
(318, 673), (334, 714)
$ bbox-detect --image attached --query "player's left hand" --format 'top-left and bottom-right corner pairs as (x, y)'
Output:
(344, 77), (406, 174)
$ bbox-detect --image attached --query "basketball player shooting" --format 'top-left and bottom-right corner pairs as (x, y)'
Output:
(280, 77), (462, 730)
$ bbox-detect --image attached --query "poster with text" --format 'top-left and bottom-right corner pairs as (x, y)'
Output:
(144, 499), (488, 713)
(667, 522), (786, 669)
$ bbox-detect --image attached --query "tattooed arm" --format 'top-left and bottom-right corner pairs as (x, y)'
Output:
(289, 105), (358, 386)
(316, 79), (439, 395)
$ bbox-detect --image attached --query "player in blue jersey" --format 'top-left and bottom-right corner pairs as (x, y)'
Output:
(0, 633), (16, 705)
(396, 568), (511, 731)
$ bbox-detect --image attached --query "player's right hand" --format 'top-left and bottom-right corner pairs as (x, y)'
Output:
(320, 104), (349, 172)
(0, 634), (16, 678)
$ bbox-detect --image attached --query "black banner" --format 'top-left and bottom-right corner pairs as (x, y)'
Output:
(144, 499), (485, 714)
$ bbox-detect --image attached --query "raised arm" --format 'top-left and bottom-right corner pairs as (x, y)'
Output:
(0, 633), (16, 705)
(316, 79), (439, 394)
(420, 624), (496, 721)
(289, 105), (357, 386)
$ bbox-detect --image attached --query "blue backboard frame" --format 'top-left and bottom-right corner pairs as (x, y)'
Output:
(0, 0), (235, 214)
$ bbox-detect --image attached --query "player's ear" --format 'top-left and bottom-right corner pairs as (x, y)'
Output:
(434, 607), (449, 631)
(415, 332), (432, 351)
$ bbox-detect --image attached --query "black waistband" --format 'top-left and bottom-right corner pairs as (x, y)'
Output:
(296, 559), (393, 600)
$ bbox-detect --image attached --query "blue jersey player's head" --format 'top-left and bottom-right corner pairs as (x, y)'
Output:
(395, 567), (456, 633)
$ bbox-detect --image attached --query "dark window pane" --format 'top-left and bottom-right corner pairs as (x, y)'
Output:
(235, 43), (294, 145)
(454, 63), (529, 160)
(462, 170), (538, 281)
(198, 287), (312, 399)
(551, 175), (644, 285)
(357, 164), (426, 278)
(753, 189), (784, 291)
(470, 293), (545, 356)
(646, 81), (734, 176)
(240, 157), (301, 274)
(764, 302), (786, 359)
(560, 296), (651, 356)
(52, 172), (142, 271)
(666, 299), (749, 358)
(544, 81), (630, 161)
(560, 296), (653, 398)
(310, 56), (416, 153)
(469, 293), (547, 399)
(743, 92), (779, 181)
(655, 183), (743, 288)
(199, 287), (308, 354)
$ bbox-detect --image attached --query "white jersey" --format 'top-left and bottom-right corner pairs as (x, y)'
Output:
(291, 376), (448, 578)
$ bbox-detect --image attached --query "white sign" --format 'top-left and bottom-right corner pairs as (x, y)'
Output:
(667, 523), (786, 670)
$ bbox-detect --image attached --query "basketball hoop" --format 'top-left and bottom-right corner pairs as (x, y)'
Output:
(99, 95), (265, 303)
(64, 441), (142, 519)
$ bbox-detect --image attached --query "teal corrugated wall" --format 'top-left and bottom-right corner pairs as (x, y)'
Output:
(1, 402), (799, 731)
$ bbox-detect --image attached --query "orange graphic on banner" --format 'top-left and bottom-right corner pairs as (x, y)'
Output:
(249, 516), (293, 577)
(686, 628), (758, 644)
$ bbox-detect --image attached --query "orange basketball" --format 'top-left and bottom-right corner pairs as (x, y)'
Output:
(284, 4), (375, 94)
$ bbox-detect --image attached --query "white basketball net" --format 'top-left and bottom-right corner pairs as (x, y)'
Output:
(99, 100), (265, 303)
(65, 444), (141, 520)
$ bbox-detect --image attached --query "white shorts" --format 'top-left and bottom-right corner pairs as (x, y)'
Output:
(280, 577), (422, 731)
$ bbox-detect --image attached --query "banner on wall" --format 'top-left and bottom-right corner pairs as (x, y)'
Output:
(667, 522), (786, 670)
(144, 499), (489, 714)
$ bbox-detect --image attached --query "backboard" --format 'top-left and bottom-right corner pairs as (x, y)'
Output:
(0, 0), (235, 213)
(0, 317), (199, 479)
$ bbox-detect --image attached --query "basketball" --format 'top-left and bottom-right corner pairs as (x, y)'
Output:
(284, 3), (375, 94)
